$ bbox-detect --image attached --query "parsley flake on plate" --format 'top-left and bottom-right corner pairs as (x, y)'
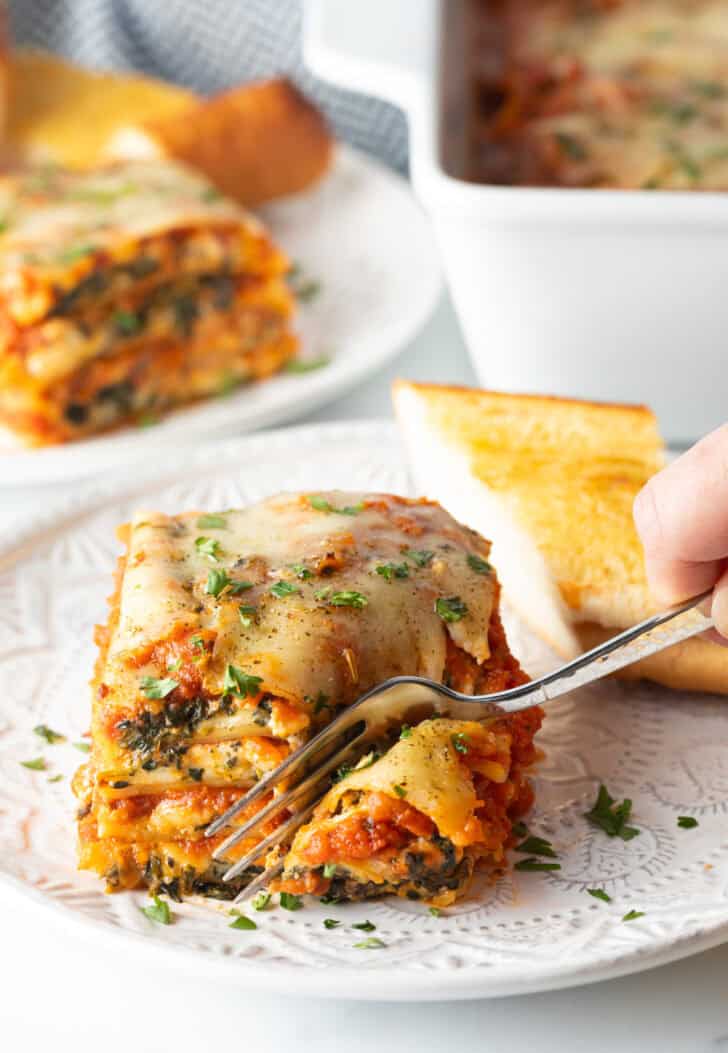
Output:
(323, 863), (338, 879)
(515, 835), (557, 859)
(140, 895), (172, 925)
(284, 355), (330, 374)
(514, 858), (561, 873)
(622, 909), (645, 922)
(678, 816), (699, 829)
(229, 914), (257, 931)
(34, 724), (66, 745)
(73, 741), (91, 753)
(352, 920), (376, 932)
(587, 888), (612, 903)
(323, 919), (341, 929)
(21, 757), (47, 771)
(354, 937), (386, 950)
(252, 891), (271, 911)
(376, 562), (409, 581)
(584, 784), (640, 841)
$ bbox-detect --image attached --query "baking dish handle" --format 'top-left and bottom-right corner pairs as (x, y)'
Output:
(303, 0), (436, 112)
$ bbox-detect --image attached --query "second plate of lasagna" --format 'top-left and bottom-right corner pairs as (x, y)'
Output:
(0, 145), (441, 484)
(1, 421), (728, 1001)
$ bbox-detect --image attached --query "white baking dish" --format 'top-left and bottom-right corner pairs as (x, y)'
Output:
(305, 0), (728, 442)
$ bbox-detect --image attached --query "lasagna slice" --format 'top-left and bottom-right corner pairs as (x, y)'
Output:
(0, 159), (296, 444)
(75, 491), (541, 901)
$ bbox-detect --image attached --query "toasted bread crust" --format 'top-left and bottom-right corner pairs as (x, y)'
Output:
(121, 78), (334, 207)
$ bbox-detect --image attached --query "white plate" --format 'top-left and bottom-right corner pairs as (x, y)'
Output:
(1, 420), (727, 1002)
(0, 148), (441, 486)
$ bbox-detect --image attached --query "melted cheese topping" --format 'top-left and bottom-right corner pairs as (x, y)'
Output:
(316, 719), (492, 844)
(101, 493), (496, 727)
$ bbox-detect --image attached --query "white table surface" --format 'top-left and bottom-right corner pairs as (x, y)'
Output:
(3, 293), (728, 1053)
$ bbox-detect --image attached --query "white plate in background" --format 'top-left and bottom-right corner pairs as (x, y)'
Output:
(1, 421), (727, 1001)
(0, 148), (441, 485)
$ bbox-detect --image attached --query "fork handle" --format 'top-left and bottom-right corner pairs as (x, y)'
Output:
(522, 590), (715, 708)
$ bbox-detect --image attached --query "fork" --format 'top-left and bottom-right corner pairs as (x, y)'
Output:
(205, 589), (714, 901)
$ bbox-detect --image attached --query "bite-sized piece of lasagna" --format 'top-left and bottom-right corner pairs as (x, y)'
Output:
(454, 0), (728, 190)
(75, 490), (542, 900)
(274, 713), (540, 907)
(0, 159), (296, 445)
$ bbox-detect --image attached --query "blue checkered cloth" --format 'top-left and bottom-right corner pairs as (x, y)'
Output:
(7, 0), (409, 172)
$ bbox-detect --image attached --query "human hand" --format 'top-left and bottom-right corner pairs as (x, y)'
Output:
(633, 423), (728, 641)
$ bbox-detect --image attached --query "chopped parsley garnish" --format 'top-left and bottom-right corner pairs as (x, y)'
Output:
(48, 774), (64, 783)
(140, 895), (172, 925)
(514, 858), (561, 873)
(195, 536), (222, 561)
(376, 562), (409, 581)
(284, 355), (330, 374)
(511, 820), (528, 838)
(295, 279), (321, 303)
(223, 665), (263, 698)
(333, 762), (352, 783)
(399, 725), (413, 739)
(392, 784), (407, 798)
(515, 835), (557, 859)
(622, 910), (645, 922)
(139, 676), (178, 700)
(584, 785), (640, 841)
(205, 568), (230, 596)
(229, 580), (254, 594)
(229, 914), (257, 930)
(73, 741), (91, 753)
(354, 937), (385, 950)
(113, 310), (142, 337)
(678, 816), (699, 829)
(435, 596), (468, 623)
(320, 893), (341, 905)
(289, 563), (313, 580)
(322, 863), (337, 879)
(316, 589), (368, 609)
(404, 548), (434, 567)
(428, 907), (441, 918)
(555, 131), (588, 161)
(307, 495), (363, 516)
(252, 891), (271, 911)
(21, 757), (47, 771)
(187, 767), (204, 782)
(238, 605), (257, 628)
(279, 892), (303, 911)
(467, 553), (492, 575)
(270, 580), (300, 598)
(451, 732), (469, 755)
(323, 918), (341, 929)
(196, 514), (227, 530)
(312, 691), (330, 714)
(353, 920), (376, 932)
(34, 724), (66, 745)
(587, 888), (612, 903)
(191, 634), (205, 651)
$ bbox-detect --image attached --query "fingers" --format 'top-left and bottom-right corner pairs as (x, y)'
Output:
(708, 564), (728, 643)
(633, 423), (728, 604)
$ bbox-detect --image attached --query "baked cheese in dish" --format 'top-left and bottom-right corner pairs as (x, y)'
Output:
(455, 0), (728, 190)
(0, 159), (296, 444)
(75, 491), (541, 901)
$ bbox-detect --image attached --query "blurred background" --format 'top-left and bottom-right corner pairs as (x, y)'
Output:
(9, 0), (408, 170)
